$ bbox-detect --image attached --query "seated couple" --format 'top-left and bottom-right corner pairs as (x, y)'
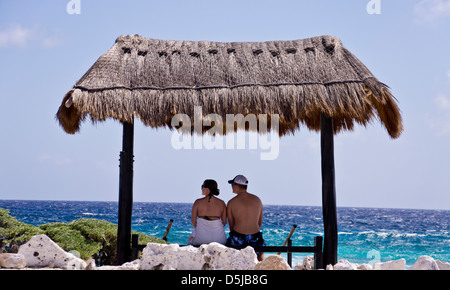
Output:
(188, 175), (265, 260)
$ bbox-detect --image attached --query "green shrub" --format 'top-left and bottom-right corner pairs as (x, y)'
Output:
(0, 208), (44, 251)
(39, 218), (168, 265)
(1, 208), (168, 265)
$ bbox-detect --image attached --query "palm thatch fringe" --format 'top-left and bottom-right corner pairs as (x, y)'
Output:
(56, 35), (402, 138)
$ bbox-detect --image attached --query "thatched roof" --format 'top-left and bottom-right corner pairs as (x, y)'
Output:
(56, 34), (402, 138)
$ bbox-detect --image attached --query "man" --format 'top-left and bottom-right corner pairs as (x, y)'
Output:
(226, 175), (265, 261)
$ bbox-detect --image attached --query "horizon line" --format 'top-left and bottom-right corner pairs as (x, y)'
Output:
(1, 198), (448, 212)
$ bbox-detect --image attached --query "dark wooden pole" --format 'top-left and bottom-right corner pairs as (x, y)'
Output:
(117, 121), (134, 265)
(320, 112), (338, 268)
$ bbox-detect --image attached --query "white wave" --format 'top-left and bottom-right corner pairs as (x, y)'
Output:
(338, 232), (352, 235)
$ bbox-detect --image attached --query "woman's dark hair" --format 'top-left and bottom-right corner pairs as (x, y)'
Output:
(203, 179), (220, 202)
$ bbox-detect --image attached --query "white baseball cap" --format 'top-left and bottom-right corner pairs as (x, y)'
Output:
(228, 175), (248, 186)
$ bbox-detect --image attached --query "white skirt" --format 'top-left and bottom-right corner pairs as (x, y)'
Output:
(188, 217), (227, 246)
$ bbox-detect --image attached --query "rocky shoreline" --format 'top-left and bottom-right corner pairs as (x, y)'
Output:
(1, 234), (449, 270)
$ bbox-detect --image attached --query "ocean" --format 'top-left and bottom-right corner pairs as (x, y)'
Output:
(1, 200), (449, 268)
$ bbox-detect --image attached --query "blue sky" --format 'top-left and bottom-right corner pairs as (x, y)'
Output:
(0, 0), (450, 210)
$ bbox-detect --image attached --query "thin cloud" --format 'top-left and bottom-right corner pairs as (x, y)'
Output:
(0, 24), (62, 48)
(37, 153), (72, 165)
(426, 93), (450, 136)
(42, 35), (61, 48)
(414, 0), (450, 23)
(425, 69), (450, 135)
(434, 93), (450, 110)
(0, 24), (33, 48)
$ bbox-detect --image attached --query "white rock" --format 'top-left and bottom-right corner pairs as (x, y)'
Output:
(357, 263), (373, 270)
(139, 242), (257, 270)
(333, 259), (358, 270)
(303, 255), (315, 270)
(85, 258), (96, 270)
(120, 259), (141, 270)
(373, 259), (406, 270)
(255, 255), (291, 270)
(140, 243), (196, 270)
(199, 243), (257, 270)
(410, 256), (439, 270)
(18, 234), (87, 269)
(0, 253), (27, 269)
(94, 265), (121, 270)
(326, 264), (334, 270)
(140, 243), (203, 270)
(294, 255), (314, 270)
(436, 260), (450, 270)
(94, 259), (141, 270)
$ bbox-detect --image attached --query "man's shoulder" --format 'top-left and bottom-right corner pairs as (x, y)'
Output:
(227, 196), (238, 205)
(247, 192), (262, 203)
(228, 193), (261, 205)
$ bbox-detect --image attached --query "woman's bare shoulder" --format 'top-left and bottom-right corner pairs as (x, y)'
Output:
(213, 196), (225, 203)
(193, 197), (207, 205)
(218, 198), (227, 207)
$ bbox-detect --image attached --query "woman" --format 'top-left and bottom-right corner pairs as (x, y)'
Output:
(188, 179), (227, 245)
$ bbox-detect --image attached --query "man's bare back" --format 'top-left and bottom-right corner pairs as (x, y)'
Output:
(227, 191), (263, 235)
(226, 175), (265, 261)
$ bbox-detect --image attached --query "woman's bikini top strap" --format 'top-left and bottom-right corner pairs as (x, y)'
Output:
(199, 216), (221, 220)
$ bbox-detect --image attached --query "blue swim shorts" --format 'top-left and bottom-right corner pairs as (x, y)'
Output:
(226, 230), (266, 248)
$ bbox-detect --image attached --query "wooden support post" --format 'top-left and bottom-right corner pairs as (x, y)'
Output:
(287, 239), (292, 267)
(131, 234), (139, 261)
(277, 224), (297, 255)
(314, 236), (323, 269)
(320, 113), (338, 268)
(162, 219), (174, 242)
(117, 121), (134, 265)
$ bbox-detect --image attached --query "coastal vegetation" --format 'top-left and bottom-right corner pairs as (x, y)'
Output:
(0, 208), (167, 265)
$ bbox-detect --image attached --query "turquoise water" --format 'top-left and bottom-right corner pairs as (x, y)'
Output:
(1, 200), (449, 267)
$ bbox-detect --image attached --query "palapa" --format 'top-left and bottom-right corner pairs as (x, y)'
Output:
(56, 34), (402, 138)
(55, 34), (403, 266)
